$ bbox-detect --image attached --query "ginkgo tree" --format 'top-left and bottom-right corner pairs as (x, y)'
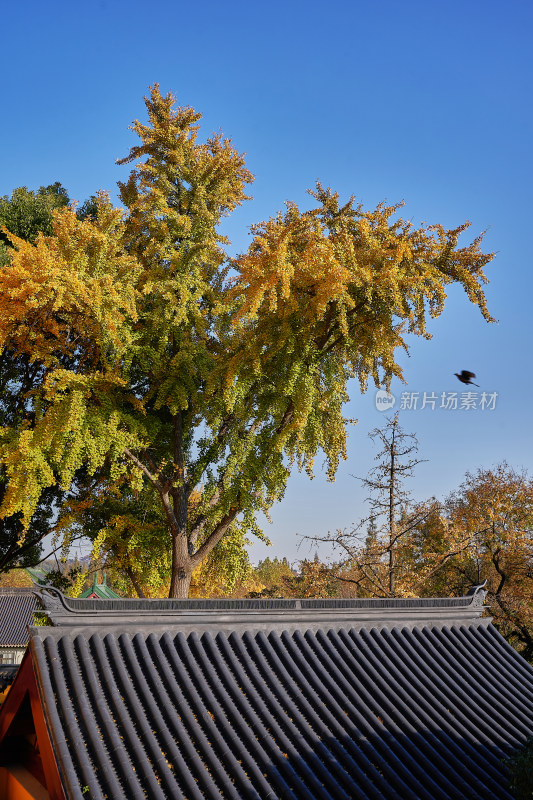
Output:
(0, 86), (495, 597)
(0, 183), (73, 574)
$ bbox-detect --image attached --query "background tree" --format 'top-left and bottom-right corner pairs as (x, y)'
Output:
(0, 569), (33, 588)
(426, 464), (533, 660)
(248, 555), (338, 598)
(362, 413), (426, 595)
(0, 86), (495, 597)
(313, 415), (491, 600)
(254, 557), (295, 590)
(315, 414), (431, 596)
(188, 526), (258, 598)
(248, 556), (297, 598)
(0, 184), (74, 574)
(314, 446), (533, 658)
(287, 554), (339, 598)
(0, 183), (118, 579)
(0, 183), (69, 265)
(385, 464), (533, 662)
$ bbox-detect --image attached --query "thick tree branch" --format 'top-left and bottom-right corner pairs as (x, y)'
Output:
(124, 565), (146, 598)
(189, 489), (221, 545)
(275, 399), (294, 436)
(190, 506), (240, 568)
(189, 412), (238, 486)
(123, 447), (181, 534)
(491, 548), (507, 596)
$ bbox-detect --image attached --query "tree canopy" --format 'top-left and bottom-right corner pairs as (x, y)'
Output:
(313, 436), (533, 661)
(439, 464), (533, 660)
(0, 85), (495, 597)
(0, 183), (73, 573)
(0, 183), (69, 265)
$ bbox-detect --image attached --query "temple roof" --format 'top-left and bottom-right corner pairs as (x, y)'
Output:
(14, 584), (532, 799)
(79, 572), (121, 599)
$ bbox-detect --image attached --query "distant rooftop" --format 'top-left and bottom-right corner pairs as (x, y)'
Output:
(0, 588), (37, 647)
(79, 572), (121, 599)
(27, 568), (121, 599)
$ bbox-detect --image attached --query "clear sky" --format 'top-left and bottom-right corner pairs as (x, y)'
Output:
(2, 0), (532, 565)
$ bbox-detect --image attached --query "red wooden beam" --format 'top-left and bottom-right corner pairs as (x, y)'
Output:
(0, 650), (66, 800)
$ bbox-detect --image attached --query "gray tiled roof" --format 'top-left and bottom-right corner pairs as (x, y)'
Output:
(27, 588), (533, 800)
(0, 588), (37, 646)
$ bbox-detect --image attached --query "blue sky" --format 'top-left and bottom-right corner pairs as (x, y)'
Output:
(2, 0), (532, 564)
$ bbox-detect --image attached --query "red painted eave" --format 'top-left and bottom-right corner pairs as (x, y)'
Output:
(0, 650), (65, 800)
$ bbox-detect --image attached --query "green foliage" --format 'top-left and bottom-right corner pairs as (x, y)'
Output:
(0, 87), (495, 596)
(0, 183), (69, 265)
(506, 738), (533, 799)
(189, 523), (256, 597)
(76, 196), (99, 221)
(249, 555), (338, 598)
(44, 566), (83, 594)
(32, 611), (51, 627)
(255, 557), (294, 585)
(249, 557), (295, 597)
(56, 474), (172, 597)
(0, 182), (114, 576)
(0, 483), (57, 574)
(0, 183), (72, 572)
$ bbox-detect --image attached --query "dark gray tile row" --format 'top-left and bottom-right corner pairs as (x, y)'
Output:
(0, 590), (37, 645)
(32, 620), (533, 799)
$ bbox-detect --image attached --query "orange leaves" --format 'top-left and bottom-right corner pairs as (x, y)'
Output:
(231, 186), (494, 378)
(448, 464), (533, 554)
(0, 196), (145, 529)
(231, 207), (353, 327)
(0, 196), (139, 370)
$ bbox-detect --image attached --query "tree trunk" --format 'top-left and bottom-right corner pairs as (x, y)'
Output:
(169, 568), (193, 598)
(388, 429), (396, 596)
(169, 531), (193, 598)
(168, 411), (193, 598)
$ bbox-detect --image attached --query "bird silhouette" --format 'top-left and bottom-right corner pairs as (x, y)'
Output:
(454, 370), (479, 387)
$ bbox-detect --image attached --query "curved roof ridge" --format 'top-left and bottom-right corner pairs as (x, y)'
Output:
(31, 583), (489, 632)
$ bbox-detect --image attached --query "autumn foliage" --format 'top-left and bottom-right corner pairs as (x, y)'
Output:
(0, 86), (494, 596)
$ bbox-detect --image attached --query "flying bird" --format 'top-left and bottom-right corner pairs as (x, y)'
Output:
(454, 370), (479, 387)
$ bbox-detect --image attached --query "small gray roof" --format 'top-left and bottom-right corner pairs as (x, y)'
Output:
(0, 588), (37, 646)
(24, 586), (533, 800)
